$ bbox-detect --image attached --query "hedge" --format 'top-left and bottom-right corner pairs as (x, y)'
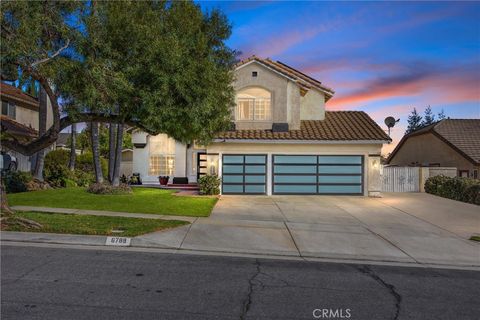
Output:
(424, 175), (480, 205)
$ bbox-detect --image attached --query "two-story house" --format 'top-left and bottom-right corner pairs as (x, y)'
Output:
(131, 56), (391, 196)
(1, 82), (53, 171)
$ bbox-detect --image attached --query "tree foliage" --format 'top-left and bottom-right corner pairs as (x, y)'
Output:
(422, 105), (435, 126)
(405, 108), (423, 134)
(1, 0), (237, 155)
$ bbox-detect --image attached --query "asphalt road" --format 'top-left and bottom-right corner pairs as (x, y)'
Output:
(1, 244), (479, 320)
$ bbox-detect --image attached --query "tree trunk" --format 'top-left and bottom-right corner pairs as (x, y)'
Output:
(112, 123), (124, 187)
(90, 122), (104, 183)
(1, 173), (14, 215)
(33, 86), (48, 181)
(108, 123), (116, 182)
(69, 123), (77, 170)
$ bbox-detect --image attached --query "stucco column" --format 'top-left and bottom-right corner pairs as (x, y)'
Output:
(266, 153), (272, 195)
(367, 155), (382, 197)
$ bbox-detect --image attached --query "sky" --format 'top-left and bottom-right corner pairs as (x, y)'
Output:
(199, 0), (480, 154)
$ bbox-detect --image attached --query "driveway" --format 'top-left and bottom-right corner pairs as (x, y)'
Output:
(135, 193), (480, 267)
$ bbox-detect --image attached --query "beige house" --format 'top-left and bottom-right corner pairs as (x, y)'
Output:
(387, 119), (480, 178)
(1, 82), (54, 171)
(132, 56), (391, 196)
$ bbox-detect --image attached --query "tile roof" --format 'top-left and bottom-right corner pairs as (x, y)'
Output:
(0, 115), (38, 138)
(1, 82), (39, 108)
(388, 119), (480, 165)
(216, 111), (391, 142)
(235, 55), (335, 101)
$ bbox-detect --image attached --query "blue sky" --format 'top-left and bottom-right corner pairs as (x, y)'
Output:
(199, 1), (480, 153)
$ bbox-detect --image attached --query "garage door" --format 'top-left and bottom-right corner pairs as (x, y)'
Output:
(222, 154), (267, 194)
(273, 155), (363, 195)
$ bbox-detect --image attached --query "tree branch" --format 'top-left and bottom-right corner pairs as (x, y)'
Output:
(1, 113), (158, 156)
(31, 39), (70, 67)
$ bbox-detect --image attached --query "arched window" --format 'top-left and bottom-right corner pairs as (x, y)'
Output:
(236, 87), (271, 121)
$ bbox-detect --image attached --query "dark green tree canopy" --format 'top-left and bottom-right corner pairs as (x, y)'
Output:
(1, 0), (237, 155)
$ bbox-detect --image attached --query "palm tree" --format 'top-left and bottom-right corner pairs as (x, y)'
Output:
(32, 87), (47, 180)
(112, 124), (124, 186)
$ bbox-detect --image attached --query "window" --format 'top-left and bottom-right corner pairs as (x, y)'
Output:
(1, 100), (16, 119)
(149, 155), (175, 176)
(148, 134), (175, 176)
(236, 87), (271, 121)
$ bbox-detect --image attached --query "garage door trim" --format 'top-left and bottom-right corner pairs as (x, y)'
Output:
(272, 154), (364, 195)
(222, 154), (267, 195)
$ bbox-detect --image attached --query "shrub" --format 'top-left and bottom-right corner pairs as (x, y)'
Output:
(3, 171), (33, 193)
(25, 179), (51, 192)
(425, 175), (479, 205)
(44, 150), (105, 188)
(73, 169), (95, 187)
(76, 152), (108, 177)
(87, 183), (132, 195)
(198, 175), (221, 195)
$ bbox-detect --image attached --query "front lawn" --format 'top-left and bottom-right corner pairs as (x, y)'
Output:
(2, 211), (189, 237)
(8, 187), (217, 217)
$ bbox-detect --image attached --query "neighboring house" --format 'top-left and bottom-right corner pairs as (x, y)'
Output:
(55, 132), (81, 154)
(132, 56), (390, 196)
(1, 82), (54, 171)
(387, 119), (480, 178)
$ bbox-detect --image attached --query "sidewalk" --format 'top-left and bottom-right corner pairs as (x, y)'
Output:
(11, 205), (196, 222)
(5, 204), (480, 270)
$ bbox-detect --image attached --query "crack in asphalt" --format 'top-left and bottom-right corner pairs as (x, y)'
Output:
(240, 259), (262, 320)
(355, 265), (402, 320)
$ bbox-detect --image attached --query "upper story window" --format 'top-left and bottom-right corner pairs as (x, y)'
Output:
(1, 100), (16, 119)
(236, 87), (271, 121)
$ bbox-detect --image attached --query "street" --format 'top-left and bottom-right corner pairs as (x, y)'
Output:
(1, 244), (479, 320)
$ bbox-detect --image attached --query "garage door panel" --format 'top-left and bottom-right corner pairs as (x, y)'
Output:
(245, 165), (265, 174)
(245, 175), (265, 183)
(245, 155), (266, 163)
(274, 155), (317, 164)
(274, 175), (317, 183)
(223, 155), (244, 163)
(318, 156), (362, 164)
(274, 185), (317, 193)
(222, 185), (244, 193)
(272, 155), (363, 195)
(274, 165), (317, 174)
(222, 175), (243, 183)
(319, 175), (362, 184)
(318, 166), (362, 174)
(222, 154), (267, 195)
(318, 185), (362, 194)
(245, 185), (265, 193)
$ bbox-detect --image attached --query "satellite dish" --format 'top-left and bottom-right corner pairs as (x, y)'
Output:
(384, 116), (400, 136)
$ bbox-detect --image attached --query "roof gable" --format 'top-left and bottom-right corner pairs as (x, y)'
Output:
(1, 82), (39, 109)
(388, 119), (480, 165)
(235, 56), (335, 100)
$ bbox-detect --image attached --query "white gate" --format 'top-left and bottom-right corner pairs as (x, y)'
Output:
(381, 166), (419, 192)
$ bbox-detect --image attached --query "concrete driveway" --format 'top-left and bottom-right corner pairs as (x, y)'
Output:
(135, 193), (480, 267)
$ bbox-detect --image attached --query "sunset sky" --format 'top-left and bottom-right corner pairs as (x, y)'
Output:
(200, 1), (480, 154)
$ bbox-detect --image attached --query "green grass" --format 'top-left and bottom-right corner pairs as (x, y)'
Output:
(469, 235), (480, 242)
(8, 187), (217, 217)
(3, 211), (189, 237)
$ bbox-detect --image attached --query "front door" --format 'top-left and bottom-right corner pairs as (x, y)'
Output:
(197, 153), (207, 180)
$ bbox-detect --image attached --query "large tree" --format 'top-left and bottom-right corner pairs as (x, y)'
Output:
(1, 0), (236, 210)
(422, 106), (435, 127)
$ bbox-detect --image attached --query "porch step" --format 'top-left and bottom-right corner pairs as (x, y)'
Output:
(163, 183), (199, 191)
(167, 183), (198, 188)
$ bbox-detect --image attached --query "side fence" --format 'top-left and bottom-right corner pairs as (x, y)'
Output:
(381, 166), (457, 193)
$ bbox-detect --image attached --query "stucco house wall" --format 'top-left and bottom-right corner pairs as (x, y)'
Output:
(388, 133), (476, 173)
